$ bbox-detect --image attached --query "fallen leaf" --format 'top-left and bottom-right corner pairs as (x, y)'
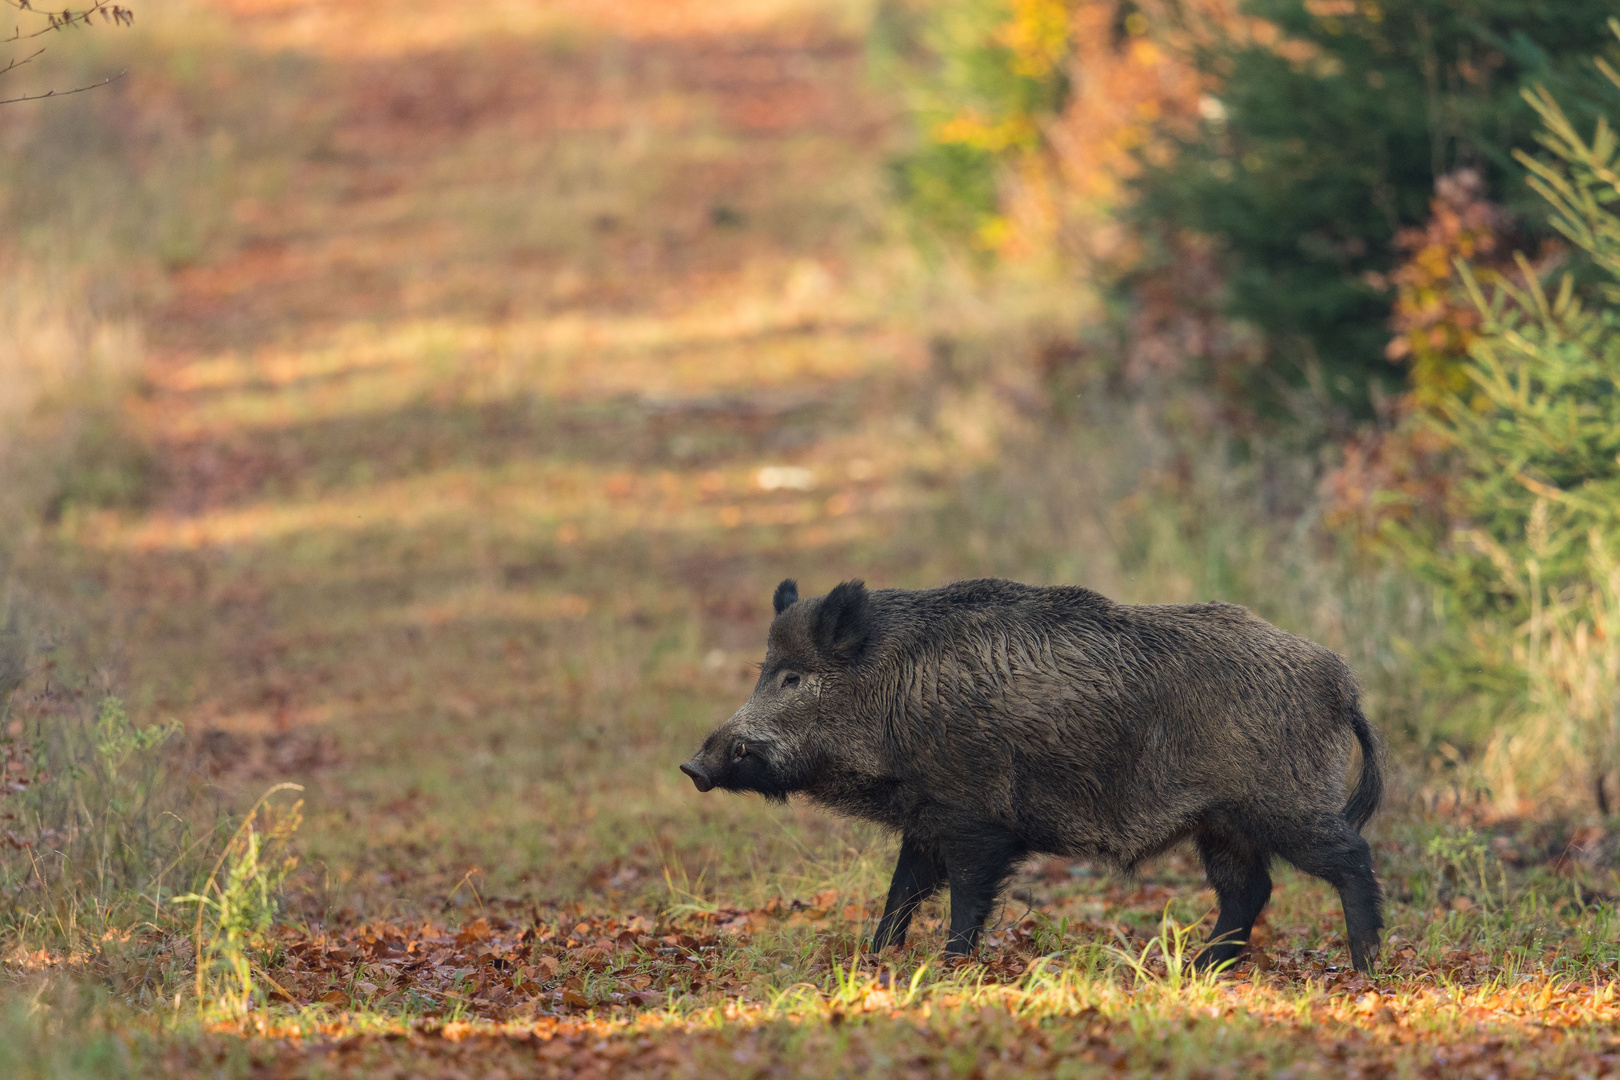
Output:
(455, 919), (492, 946)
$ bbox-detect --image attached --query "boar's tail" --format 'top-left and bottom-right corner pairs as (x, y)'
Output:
(1342, 693), (1383, 833)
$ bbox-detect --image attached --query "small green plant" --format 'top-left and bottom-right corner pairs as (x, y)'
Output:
(1027, 911), (1073, 955)
(1103, 904), (1230, 994)
(826, 949), (870, 1008)
(172, 783), (303, 1016)
(661, 862), (718, 917)
(0, 686), (198, 959)
(1422, 826), (1507, 911)
(91, 698), (181, 775)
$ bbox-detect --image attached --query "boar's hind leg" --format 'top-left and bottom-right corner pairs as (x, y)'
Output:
(871, 835), (946, 953)
(941, 833), (1023, 957)
(1280, 820), (1384, 974)
(1193, 831), (1272, 971)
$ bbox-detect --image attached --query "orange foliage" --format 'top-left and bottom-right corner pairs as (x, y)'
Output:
(1321, 419), (1453, 544)
(1038, 1), (1230, 261)
(998, 0), (1072, 79)
(1323, 171), (1554, 544)
(985, 0), (1306, 268)
(1382, 170), (1511, 411)
(993, 1), (1278, 400)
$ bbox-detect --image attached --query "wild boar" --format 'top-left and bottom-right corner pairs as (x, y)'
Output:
(681, 578), (1384, 972)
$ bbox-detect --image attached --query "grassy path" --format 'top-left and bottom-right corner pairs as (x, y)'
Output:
(5, 2), (1620, 1076)
(74, 0), (952, 910)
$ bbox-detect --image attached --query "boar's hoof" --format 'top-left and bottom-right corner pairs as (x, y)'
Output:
(681, 763), (715, 792)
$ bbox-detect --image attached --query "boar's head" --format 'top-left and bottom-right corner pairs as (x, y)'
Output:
(681, 578), (872, 800)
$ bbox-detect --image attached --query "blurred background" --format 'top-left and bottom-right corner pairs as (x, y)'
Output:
(2, 0), (1618, 932)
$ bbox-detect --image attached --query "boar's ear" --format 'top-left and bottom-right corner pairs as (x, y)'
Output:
(812, 580), (872, 664)
(772, 578), (799, 616)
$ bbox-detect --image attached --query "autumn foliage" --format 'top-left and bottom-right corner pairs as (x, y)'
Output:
(1323, 170), (1522, 544)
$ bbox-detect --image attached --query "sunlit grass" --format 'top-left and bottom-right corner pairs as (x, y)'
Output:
(145, 901), (1620, 1078)
(208, 0), (878, 57)
(144, 324), (909, 436)
(3, 0), (1618, 1077)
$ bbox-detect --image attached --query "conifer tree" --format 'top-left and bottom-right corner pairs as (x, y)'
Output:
(1398, 28), (1620, 809)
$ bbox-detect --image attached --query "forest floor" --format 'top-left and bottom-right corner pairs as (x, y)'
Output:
(3, 1), (1619, 1076)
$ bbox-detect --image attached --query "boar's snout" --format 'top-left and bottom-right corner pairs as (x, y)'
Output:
(680, 762), (715, 792)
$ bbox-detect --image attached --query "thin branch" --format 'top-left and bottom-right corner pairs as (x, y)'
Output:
(0, 65), (122, 104)
(0, 44), (43, 76)
(2, 1), (132, 43)
(1, 0), (132, 108)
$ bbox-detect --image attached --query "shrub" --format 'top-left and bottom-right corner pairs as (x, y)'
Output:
(1132, 0), (1619, 415)
(0, 621), (299, 1011)
(0, 684), (196, 955)
(881, 0), (1074, 252)
(887, 0), (1620, 418)
(1388, 31), (1620, 811)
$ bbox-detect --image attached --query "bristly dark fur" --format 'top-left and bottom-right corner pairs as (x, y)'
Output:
(681, 578), (1385, 972)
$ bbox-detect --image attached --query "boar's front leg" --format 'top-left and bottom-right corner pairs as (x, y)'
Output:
(941, 831), (1023, 957)
(871, 835), (946, 953)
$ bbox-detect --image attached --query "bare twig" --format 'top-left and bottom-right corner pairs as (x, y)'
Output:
(0, 65), (122, 104)
(2, 1), (134, 44)
(1, 0), (132, 105)
(0, 44), (43, 76)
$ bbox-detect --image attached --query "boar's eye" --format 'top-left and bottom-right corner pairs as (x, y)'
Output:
(733, 742), (748, 761)
(779, 672), (801, 690)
